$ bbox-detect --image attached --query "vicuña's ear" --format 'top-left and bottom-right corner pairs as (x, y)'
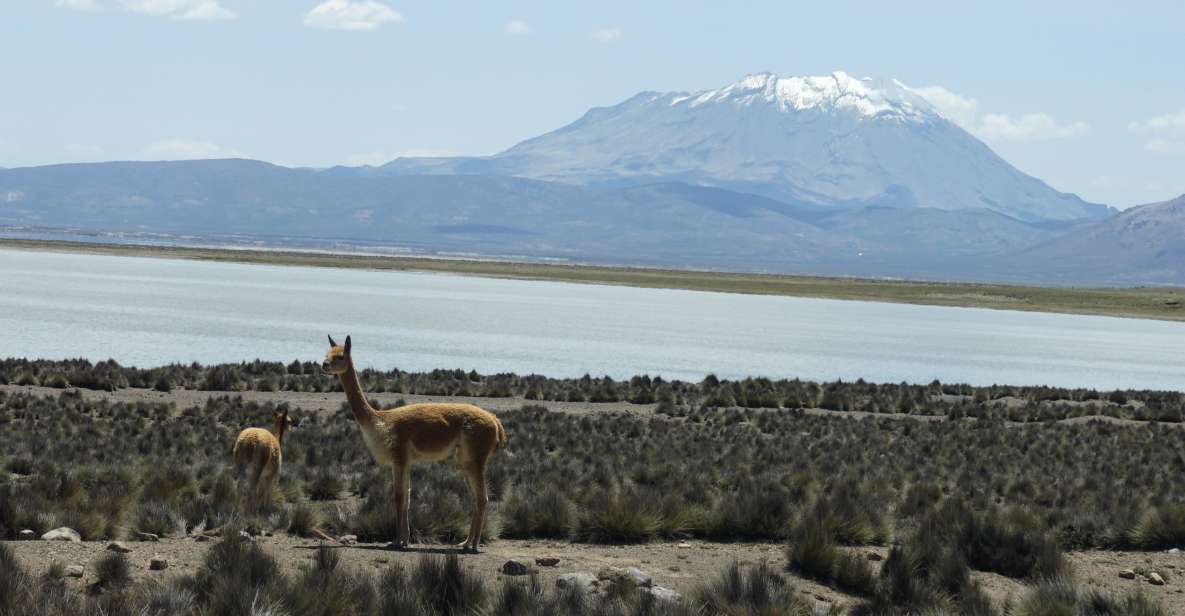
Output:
(344, 335), (352, 354)
(328, 334), (338, 347)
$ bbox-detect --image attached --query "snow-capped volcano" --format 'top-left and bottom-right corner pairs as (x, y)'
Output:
(670, 71), (935, 122)
(382, 71), (1109, 222)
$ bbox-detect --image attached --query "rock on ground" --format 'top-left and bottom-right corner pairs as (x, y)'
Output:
(645, 586), (682, 603)
(501, 560), (530, 576)
(557, 572), (599, 594)
(106, 542), (132, 553)
(41, 528), (81, 542)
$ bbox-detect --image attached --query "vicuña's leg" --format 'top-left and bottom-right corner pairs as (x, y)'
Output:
(461, 460), (489, 553)
(392, 464), (411, 548)
(256, 470), (274, 512)
(242, 465), (262, 512)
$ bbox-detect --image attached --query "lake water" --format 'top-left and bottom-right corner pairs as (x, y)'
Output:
(1, 248), (1183, 390)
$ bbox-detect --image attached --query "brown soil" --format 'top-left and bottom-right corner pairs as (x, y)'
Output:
(6, 539), (1183, 612)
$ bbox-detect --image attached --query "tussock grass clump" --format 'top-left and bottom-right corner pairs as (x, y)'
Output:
(786, 514), (875, 596)
(1012, 576), (1167, 616)
(285, 546), (380, 616)
(0, 543), (33, 615)
(92, 552), (132, 592)
(1128, 505), (1185, 550)
(698, 561), (815, 616)
(287, 502), (322, 538)
(410, 555), (486, 616)
(573, 487), (661, 544)
(500, 485), (576, 539)
(306, 469), (343, 501)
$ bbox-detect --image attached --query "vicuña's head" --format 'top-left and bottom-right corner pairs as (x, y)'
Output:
(273, 403), (291, 438)
(322, 334), (352, 375)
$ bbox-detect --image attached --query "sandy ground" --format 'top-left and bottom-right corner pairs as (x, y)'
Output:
(5, 538), (1184, 612)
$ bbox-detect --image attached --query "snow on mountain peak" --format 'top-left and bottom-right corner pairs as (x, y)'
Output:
(673, 71), (937, 121)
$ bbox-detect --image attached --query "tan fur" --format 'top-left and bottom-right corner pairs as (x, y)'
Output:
(232, 409), (288, 512)
(323, 335), (506, 552)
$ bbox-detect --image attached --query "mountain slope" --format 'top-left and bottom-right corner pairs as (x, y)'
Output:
(1005, 195), (1185, 284)
(2, 160), (1178, 284)
(383, 72), (1109, 222)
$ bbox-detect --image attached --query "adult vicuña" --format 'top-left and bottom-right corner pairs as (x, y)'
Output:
(232, 404), (289, 512)
(322, 335), (507, 552)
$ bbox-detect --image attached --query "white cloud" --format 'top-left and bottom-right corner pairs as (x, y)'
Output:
(120, 0), (236, 20)
(590, 27), (622, 43)
(143, 139), (245, 160)
(977, 113), (1089, 141)
(913, 85), (1089, 142)
(503, 20), (530, 35)
(910, 86), (978, 128)
(54, 0), (102, 11)
(303, 0), (403, 31)
(1130, 108), (1185, 133)
(1130, 108), (1185, 154)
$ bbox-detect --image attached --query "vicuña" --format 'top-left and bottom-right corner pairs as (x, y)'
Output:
(322, 335), (507, 552)
(232, 404), (289, 512)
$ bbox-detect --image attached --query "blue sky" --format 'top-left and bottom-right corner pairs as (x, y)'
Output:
(1, 1), (1183, 208)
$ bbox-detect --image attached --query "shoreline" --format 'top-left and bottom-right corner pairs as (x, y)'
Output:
(3, 237), (1184, 322)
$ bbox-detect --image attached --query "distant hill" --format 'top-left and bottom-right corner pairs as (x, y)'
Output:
(4, 159), (1173, 284)
(382, 72), (1111, 222)
(1002, 195), (1185, 284)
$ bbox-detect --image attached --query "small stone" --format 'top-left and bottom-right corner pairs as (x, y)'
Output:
(106, 542), (132, 553)
(18, 529), (35, 540)
(238, 530), (255, 542)
(65, 565), (85, 578)
(1149, 573), (1166, 586)
(644, 586), (682, 603)
(1120, 569), (1137, 580)
(668, 566), (681, 573)
(536, 557), (560, 567)
(194, 535), (212, 542)
(42, 527), (81, 542)
(556, 572), (599, 594)
(338, 535), (358, 546)
(149, 557), (168, 571)
(136, 532), (160, 542)
(1169, 548), (1180, 554)
(867, 551), (884, 562)
(676, 542), (691, 549)
(626, 567), (653, 588)
(501, 560), (530, 576)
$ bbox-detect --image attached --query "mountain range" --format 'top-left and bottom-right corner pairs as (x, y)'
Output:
(0, 72), (1180, 285)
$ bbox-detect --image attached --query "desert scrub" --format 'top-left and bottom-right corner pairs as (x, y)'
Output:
(2, 389), (1185, 549)
(5, 356), (1185, 422)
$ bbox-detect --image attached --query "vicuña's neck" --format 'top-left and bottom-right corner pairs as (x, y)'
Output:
(339, 362), (377, 425)
(274, 420), (286, 445)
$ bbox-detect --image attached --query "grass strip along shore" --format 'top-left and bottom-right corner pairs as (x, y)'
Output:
(4, 238), (1184, 321)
